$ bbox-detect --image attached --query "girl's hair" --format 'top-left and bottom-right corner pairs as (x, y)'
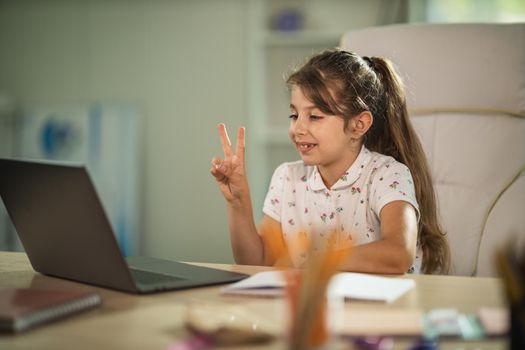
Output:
(287, 48), (450, 274)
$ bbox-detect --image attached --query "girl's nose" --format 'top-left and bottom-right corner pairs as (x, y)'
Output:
(292, 117), (307, 135)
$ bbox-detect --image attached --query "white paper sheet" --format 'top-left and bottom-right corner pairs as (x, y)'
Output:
(221, 270), (415, 303)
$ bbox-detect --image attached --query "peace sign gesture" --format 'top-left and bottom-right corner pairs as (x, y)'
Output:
(210, 124), (249, 203)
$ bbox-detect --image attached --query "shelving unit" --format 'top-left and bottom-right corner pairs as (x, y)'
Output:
(0, 94), (17, 251)
(262, 31), (342, 47)
(246, 0), (409, 219)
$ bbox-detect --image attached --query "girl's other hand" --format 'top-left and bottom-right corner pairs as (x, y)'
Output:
(210, 123), (248, 203)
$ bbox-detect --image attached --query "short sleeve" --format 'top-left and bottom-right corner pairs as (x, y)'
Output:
(369, 161), (420, 220)
(262, 163), (288, 223)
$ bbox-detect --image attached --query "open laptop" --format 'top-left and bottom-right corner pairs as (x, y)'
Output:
(0, 158), (247, 294)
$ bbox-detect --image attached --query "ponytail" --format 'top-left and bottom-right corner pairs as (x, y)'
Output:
(367, 57), (450, 274)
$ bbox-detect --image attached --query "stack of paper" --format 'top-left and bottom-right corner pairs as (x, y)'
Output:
(221, 271), (415, 303)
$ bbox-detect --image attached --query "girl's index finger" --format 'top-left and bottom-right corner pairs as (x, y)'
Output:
(217, 123), (233, 157)
(236, 126), (246, 161)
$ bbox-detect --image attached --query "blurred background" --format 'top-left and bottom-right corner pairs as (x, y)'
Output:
(0, 0), (524, 264)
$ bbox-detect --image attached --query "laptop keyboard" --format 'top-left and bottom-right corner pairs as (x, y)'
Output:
(130, 269), (185, 285)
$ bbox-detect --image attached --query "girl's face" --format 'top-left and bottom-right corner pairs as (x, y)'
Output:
(288, 86), (356, 174)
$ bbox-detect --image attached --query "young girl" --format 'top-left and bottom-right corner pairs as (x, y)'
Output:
(211, 49), (449, 274)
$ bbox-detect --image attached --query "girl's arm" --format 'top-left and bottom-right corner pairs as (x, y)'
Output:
(224, 189), (264, 265)
(211, 124), (284, 266)
(339, 200), (418, 274)
(226, 209), (286, 266)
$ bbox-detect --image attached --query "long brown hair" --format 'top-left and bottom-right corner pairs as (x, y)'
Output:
(287, 48), (450, 274)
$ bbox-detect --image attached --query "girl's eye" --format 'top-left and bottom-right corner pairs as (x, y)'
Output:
(288, 114), (298, 120)
(310, 115), (323, 121)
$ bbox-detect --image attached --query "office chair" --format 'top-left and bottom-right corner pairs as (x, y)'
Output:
(340, 23), (525, 276)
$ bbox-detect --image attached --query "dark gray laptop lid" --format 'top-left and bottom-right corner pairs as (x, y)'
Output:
(0, 158), (247, 294)
(0, 158), (140, 293)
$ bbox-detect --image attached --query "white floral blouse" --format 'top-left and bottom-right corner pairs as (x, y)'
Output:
(262, 145), (422, 273)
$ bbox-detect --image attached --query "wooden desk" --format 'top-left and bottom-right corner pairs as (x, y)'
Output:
(0, 252), (507, 350)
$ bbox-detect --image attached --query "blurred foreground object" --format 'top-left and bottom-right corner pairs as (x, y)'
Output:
(181, 302), (276, 348)
(495, 242), (525, 350)
(283, 233), (348, 350)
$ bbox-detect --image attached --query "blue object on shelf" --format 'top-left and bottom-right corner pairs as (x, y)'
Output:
(274, 8), (303, 32)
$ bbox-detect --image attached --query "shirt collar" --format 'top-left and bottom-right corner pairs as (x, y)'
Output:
(307, 145), (371, 192)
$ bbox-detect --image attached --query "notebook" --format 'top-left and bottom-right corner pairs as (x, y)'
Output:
(0, 158), (247, 294)
(221, 270), (416, 303)
(0, 288), (102, 333)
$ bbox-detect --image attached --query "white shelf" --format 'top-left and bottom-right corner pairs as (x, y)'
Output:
(262, 30), (342, 47)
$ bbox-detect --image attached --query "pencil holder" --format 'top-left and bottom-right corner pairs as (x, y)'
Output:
(284, 269), (342, 350)
(279, 232), (348, 349)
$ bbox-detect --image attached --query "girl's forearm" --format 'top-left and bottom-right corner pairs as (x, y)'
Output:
(339, 239), (414, 274)
(226, 194), (265, 265)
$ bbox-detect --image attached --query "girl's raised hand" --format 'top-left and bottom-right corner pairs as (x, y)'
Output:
(210, 123), (248, 202)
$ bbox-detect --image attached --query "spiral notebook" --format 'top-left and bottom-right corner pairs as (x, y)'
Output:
(0, 288), (102, 333)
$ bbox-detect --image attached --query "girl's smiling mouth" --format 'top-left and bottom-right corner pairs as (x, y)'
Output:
(296, 142), (317, 153)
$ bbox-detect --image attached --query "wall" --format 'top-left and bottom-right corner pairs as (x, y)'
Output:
(0, 0), (400, 264)
(0, 0), (247, 263)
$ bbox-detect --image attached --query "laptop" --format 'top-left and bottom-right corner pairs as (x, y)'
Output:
(0, 158), (247, 294)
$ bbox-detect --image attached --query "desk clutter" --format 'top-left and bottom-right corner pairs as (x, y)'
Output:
(0, 288), (102, 333)
(169, 300), (508, 350)
(171, 267), (509, 349)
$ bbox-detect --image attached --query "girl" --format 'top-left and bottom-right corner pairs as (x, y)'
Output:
(211, 49), (449, 274)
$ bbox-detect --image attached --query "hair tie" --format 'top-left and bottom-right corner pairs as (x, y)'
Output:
(363, 56), (375, 70)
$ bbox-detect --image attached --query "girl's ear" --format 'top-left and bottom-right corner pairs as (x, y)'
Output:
(349, 111), (373, 137)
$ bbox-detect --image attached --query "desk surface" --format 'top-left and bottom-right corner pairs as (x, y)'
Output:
(0, 251), (507, 350)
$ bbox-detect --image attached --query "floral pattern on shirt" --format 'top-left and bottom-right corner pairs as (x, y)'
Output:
(262, 146), (422, 273)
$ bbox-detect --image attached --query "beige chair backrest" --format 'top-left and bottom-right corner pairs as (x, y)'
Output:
(340, 23), (525, 276)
